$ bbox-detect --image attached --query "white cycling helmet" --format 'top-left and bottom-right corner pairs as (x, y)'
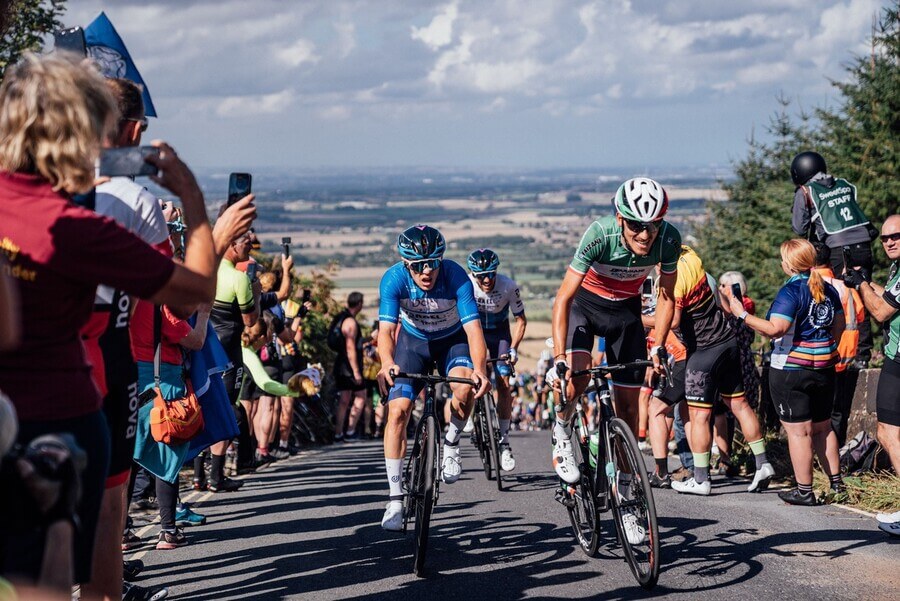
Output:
(614, 177), (669, 222)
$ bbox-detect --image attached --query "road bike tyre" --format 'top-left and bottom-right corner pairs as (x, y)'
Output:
(413, 415), (438, 577)
(565, 427), (600, 556)
(484, 393), (503, 490)
(607, 417), (660, 589)
(474, 400), (492, 480)
(402, 426), (423, 535)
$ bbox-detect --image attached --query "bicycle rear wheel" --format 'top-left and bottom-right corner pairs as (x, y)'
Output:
(484, 393), (503, 490)
(413, 415), (438, 577)
(607, 417), (660, 589)
(565, 425), (600, 556)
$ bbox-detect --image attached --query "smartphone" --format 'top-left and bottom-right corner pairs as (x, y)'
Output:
(731, 282), (743, 302)
(302, 289), (311, 303)
(842, 247), (853, 272)
(246, 262), (258, 282)
(98, 146), (159, 177)
(54, 27), (87, 56)
(227, 172), (252, 207)
(282, 236), (292, 258)
(641, 279), (653, 298)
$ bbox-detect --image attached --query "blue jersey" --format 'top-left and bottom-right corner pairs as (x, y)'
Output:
(379, 260), (480, 340)
(767, 274), (843, 370)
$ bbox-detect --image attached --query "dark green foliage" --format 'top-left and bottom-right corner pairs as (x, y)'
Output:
(0, 0), (66, 84)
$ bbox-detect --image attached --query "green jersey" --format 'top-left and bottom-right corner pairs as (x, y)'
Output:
(805, 178), (869, 235)
(569, 215), (681, 301)
(210, 259), (255, 356)
(882, 261), (900, 363)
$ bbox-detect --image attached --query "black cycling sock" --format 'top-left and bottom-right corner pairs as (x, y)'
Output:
(655, 458), (668, 477)
(193, 454), (205, 482)
(829, 473), (844, 489)
(797, 482), (813, 494)
(210, 454), (225, 485)
(694, 465), (709, 484)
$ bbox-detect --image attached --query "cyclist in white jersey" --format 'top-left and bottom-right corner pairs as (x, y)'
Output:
(467, 249), (527, 471)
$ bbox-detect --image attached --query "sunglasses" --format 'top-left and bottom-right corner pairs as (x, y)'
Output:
(407, 258), (441, 273)
(122, 117), (148, 133)
(623, 218), (663, 234)
(474, 271), (497, 281)
(881, 232), (900, 243)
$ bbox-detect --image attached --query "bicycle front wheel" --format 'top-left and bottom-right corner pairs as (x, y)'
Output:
(607, 417), (660, 589)
(474, 400), (493, 480)
(484, 393), (503, 490)
(413, 415), (438, 577)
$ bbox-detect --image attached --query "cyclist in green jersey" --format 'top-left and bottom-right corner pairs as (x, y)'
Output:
(549, 178), (681, 484)
(844, 214), (900, 475)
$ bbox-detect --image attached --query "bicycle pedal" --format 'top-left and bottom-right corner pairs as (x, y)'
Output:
(554, 488), (576, 508)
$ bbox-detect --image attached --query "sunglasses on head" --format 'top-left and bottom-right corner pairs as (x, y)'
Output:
(881, 232), (900, 243)
(623, 218), (663, 234)
(407, 258), (441, 273)
(474, 271), (497, 281)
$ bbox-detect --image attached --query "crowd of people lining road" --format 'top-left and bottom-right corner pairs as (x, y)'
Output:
(0, 46), (898, 601)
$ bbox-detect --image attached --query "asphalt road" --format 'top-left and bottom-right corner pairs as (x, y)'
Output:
(127, 431), (899, 600)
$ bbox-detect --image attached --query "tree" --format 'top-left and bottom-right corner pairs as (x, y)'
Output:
(0, 0), (65, 84)
(819, 1), (900, 280)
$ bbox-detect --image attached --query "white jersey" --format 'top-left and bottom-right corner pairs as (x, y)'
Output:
(469, 273), (525, 330)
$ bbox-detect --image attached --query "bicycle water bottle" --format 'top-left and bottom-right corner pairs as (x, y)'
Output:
(588, 433), (600, 468)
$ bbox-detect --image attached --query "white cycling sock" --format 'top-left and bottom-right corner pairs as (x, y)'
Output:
(554, 418), (572, 439)
(385, 458), (403, 500)
(445, 415), (466, 446)
(499, 419), (511, 445)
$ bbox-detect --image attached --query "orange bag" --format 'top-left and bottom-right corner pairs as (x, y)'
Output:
(148, 306), (204, 445)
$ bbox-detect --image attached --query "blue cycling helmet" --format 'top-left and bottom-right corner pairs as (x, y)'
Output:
(397, 225), (446, 261)
(467, 248), (500, 273)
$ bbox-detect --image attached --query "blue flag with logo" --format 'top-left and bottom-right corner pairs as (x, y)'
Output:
(84, 12), (157, 117)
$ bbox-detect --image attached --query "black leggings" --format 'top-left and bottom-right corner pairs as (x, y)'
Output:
(156, 477), (179, 531)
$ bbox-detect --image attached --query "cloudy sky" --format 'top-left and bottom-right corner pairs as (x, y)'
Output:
(64, 1), (886, 170)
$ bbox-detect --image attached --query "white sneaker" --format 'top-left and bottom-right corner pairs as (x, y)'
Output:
(552, 435), (580, 484)
(463, 416), (475, 434)
(381, 501), (404, 531)
(667, 440), (677, 452)
(500, 446), (516, 472)
(442, 444), (462, 483)
(620, 511), (648, 545)
(671, 477), (711, 496)
(876, 510), (900, 524)
(748, 462), (775, 493)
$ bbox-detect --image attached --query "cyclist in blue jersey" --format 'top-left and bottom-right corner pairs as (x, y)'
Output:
(377, 225), (491, 531)
(467, 248), (527, 471)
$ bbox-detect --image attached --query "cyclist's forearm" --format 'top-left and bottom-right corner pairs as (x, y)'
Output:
(511, 314), (527, 349)
(377, 325), (397, 367)
(652, 296), (675, 349)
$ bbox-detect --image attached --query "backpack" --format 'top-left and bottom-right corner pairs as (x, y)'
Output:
(839, 431), (879, 475)
(327, 311), (349, 352)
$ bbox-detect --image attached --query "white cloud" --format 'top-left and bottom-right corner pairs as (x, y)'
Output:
(319, 105), (352, 120)
(275, 38), (320, 68)
(411, 1), (459, 51)
(334, 20), (357, 58)
(216, 90), (294, 117)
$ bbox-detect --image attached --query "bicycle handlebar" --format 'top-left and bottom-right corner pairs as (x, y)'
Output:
(569, 359), (655, 379)
(390, 371), (477, 387)
(485, 355), (509, 365)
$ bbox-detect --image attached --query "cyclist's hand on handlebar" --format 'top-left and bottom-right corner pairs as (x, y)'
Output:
(377, 364), (400, 394)
(507, 348), (518, 366)
(546, 360), (569, 392)
(472, 370), (492, 398)
(649, 345), (669, 376)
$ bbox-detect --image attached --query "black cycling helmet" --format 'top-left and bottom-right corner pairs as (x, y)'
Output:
(397, 224), (446, 261)
(467, 248), (500, 273)
(790, 151), (827, 186)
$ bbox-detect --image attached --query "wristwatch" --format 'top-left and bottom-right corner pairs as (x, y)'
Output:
(738, 310), (749, 321)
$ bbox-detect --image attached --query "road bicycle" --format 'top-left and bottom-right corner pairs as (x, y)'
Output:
(470, 355), (512, 491)
(396, 370), (476, 577)
(556, 359), (662, 589)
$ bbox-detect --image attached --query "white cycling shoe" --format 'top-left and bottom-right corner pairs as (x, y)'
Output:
(621, 511), (648, 545)
(552, 435), (580, 484)
(500, 446), (516, 472)
(876, 510), (900, 524)
(381, 501), (404, 531)
(462, 416), (475, 434)
(671, 477), (711, 496)
(747, 462), (775, 493)
(442, 444), (462, 484)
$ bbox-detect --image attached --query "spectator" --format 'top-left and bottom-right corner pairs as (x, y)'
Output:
(240, 321), (302, 407)
(811, 244), (865, 447)
(791, 151), (875, 365)
(717, 271), (761, 410)
(844, 215), (900, 480)
(274, 292), (312, 457)
(362, 321), (383, 437)
(730, 239), (845, 506)
(0, 54), (229, 591)
(331, 292), (366, 442)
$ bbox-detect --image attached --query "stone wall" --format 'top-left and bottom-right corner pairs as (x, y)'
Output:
(848, 368), (880, 436)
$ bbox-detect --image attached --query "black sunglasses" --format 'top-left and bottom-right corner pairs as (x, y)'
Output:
(623, 218), (663, 234)
(407, 258), (441, 273)
(122, 117), (148, 133)
(474, 271), (497, 281)
(881, 232), (900, 243)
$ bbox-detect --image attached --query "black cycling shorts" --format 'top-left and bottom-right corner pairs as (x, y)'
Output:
(876, 358), (900, 427)
(102, 372), (140, 484)
(658, 359), (686, 406)
(768, 367), (835, 423)
(484, 322), (513, 377)
(566, 291), (645, 386)
(684, 339), (744, 410)
(240, 364), (282, 400)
